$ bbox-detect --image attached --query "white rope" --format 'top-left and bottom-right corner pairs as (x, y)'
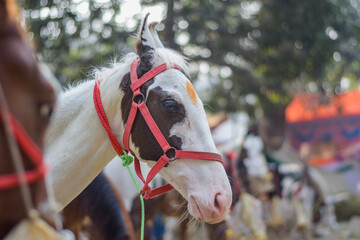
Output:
(0, 82), (37, 218)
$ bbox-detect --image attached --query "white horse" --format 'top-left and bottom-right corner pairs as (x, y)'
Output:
(45, 14), (232, 223)
(226, 192), (268, 240)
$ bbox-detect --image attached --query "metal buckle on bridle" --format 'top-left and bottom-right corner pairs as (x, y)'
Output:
(132, 93), (145, 104)
(165, 147), (177, 162)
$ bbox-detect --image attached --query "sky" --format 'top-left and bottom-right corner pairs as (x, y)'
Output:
(119, 0), (165, 23)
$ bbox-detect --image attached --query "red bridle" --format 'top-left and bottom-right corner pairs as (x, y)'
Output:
(226, 151), (242, 195)
(0, 108), (48, 190)
(94, 59), (223, 199)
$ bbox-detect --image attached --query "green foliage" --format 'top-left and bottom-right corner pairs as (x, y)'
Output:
(21, 0), (133, 83)
(21, 0), (360, 115)
(176, 0), (360, 113)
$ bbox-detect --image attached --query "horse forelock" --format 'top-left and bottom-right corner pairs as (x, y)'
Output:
(93, 46), (188, 87)
(154, 48), (189, 75)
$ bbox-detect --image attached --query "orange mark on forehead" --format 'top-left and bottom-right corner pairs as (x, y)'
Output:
(186, 81), (197, 106)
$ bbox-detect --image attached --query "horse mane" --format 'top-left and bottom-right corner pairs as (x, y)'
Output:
(92, 47), (190, 85)
(154, 47), (189, 75)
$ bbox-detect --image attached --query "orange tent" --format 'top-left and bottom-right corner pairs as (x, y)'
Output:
(286, 90), (360, 123)
(286, 91), (360, 166)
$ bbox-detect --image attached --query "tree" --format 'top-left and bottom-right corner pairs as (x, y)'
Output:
(22, 0), (360, 116)
(22, 0), (135, 83)
(169, 0), (360, 114)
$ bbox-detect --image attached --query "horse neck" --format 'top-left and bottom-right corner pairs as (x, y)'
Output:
(45, 71), (127, 209)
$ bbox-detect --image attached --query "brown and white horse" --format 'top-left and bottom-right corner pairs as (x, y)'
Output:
(62, 172), (135, 240)
(0, 0), (62, 238)
(45, 14), (232, 223)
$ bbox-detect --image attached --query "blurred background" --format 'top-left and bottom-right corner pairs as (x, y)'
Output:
(19, 0), (360, 239)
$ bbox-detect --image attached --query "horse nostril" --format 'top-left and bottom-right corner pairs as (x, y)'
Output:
(214, 193), (221, 211)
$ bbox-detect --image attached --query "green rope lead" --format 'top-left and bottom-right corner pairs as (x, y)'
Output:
(119, 151), (145, 240)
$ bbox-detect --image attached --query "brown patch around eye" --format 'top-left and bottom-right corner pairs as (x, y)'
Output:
(186, 81), (197, 106)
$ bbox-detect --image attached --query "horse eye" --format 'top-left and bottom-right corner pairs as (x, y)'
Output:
(39, 103), (53, 121)
(162, 100), (179, 114)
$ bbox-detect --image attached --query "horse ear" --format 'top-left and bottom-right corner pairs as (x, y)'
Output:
(136, 13), (156, 56)
(149, 22), (164, 48)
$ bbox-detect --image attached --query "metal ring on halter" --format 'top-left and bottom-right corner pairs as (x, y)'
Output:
(165, 147), (177, 162)
(132, 93), (145, 104)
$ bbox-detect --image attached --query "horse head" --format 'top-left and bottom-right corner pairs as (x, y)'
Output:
(118, 15), (232, 223)
(0, 0), (57, 237)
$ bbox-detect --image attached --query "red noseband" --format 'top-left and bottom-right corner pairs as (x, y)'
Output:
(93, 59), (223, 199)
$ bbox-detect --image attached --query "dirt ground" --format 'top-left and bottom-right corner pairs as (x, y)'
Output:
(162, 216), (360, 240)
(314, 220), (360, 240)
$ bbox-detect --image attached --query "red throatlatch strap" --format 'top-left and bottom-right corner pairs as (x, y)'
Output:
(93, 80), (123, 155)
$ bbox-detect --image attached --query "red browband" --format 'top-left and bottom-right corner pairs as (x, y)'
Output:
(0, 109), (48, 190)
(94, 59), (223, 199)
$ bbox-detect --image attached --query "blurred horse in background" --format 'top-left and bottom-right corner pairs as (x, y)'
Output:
(0, 0), (64, 238)
(62, 172), (135, 240)
(214, 128), (270, 240)
(268, 162), (337, 239)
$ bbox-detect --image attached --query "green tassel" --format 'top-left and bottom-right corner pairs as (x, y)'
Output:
(118, 150), (134, 166)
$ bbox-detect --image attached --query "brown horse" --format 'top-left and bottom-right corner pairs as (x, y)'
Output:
(0, 0), (57, 238)
(62, 172), (136, 240)
(130, 190), (187, 240)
